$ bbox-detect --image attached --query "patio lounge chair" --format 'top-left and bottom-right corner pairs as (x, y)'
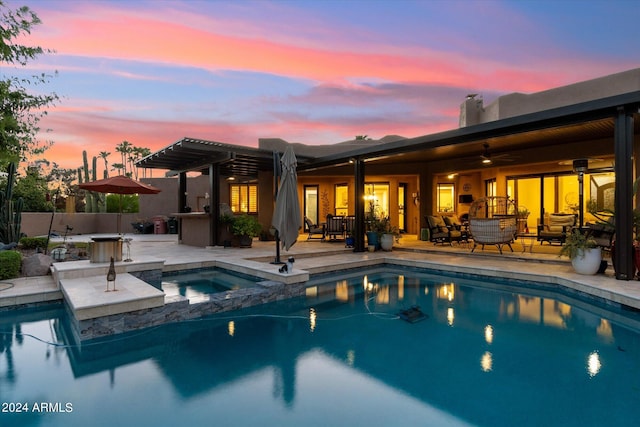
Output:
(537, 213), (576, 245)
(326, 215), (345, 240)
(304, 217), (325, 241)
(468, 196), (517, 254)
(426, 215), (462, 245)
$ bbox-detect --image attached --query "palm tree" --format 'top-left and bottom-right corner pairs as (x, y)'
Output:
(115, 141), (132, 176)
(131, 146), (151, 179)
(111, 162), (125, 176)
(99, 151), (110, 178)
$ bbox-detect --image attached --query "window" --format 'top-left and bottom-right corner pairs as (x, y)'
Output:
(364, 183), (389, 218)
(486, 178), (497, 197)
(335, 184), (349, 216)
(437, 183), (455, 213)
(230, 184), (257, 213)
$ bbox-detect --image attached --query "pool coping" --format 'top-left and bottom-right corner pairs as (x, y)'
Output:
(2, 236), (639, 340)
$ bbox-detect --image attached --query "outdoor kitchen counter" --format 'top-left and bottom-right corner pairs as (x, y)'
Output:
(172, 212), (211, 247)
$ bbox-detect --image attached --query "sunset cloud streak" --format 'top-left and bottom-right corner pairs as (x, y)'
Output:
(4, 0), (636, 170)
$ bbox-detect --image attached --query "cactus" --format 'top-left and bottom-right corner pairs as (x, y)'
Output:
(0, 162), (24, 244)
(79, 152), (107, 213)
(93, 155), (106, 212)
(82, 150), (96, 212)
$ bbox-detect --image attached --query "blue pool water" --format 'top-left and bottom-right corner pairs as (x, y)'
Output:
(160, 268), (260, 300)
(1, 267), (640, 426)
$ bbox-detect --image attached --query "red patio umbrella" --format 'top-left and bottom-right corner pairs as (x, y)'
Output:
(79, 175), (161, 234)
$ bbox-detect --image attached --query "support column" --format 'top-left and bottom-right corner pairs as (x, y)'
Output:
(354, 158), (365, 252)
(209, 163), (220, 246)
(179, 172), (187, 211)
(418, 172), (432, 230)
(614, 107), (634, 280)
(178, 172), (187, 242)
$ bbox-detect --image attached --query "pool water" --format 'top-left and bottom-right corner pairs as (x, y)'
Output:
(160, 268), (260, 300)
(1, 267), (639, 426)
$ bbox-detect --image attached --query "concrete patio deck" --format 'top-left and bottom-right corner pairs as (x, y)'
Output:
(2, 233), (639, 330)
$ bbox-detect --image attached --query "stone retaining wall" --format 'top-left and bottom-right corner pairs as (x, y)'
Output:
(69, 280), (306, 341)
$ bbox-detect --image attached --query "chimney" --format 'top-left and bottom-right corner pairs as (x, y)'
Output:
(459, 94), (483, 127)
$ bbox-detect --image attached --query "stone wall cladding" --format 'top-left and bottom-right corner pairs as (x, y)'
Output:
(130, 269), (162, 288)
(73, 280), (306, 341)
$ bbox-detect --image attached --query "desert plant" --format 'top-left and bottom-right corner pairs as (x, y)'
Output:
(377, 215), (400, 237)
(231, 214), (262, 237)
(559, 229), (598, 259)
(219, 213), (235, 224)
(517, 207), (530, 218)
(0, 250), (21, 279)
(19, 236), (47, 250)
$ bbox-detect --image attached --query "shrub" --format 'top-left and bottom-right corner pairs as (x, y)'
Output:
(231, 215), (262, 237)
(19, 236), (48, 250)
(0, 250), (22, 279)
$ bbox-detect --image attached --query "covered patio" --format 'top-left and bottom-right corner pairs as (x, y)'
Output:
(136, 70), (640, 281)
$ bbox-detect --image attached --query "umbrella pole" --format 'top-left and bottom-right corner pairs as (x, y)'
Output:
(118, 194), (123, 235)
(272, 230), (282, 264)
(271, 151), (283, 264)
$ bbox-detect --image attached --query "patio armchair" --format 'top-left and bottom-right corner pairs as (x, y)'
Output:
(469, 217), (517, 254)
(584, 222), (615, 253)
(537, 213), (576, 245)
(304, 217), (325, 241)
(443, 215), (469, 243)
(426, 215), (462, 245)
(468, 196), (517, 254)
(343, 215), (355, 237)
(326, 215), (345, 240)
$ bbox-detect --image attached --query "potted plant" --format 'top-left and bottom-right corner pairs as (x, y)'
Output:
(231, 214), (262, 247)
(516, 206), (530, 234)
(378, 216), (400, 251)
(365, 201), (381, 249)
(559, 229), (602, 275)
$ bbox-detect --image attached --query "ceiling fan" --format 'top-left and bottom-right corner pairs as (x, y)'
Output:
(480, 143), (515, 165)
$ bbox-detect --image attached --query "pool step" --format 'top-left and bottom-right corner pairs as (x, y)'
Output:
(60, 273), (165, 321)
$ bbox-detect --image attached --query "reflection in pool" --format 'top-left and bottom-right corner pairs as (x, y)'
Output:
(1, 267), (639, 426)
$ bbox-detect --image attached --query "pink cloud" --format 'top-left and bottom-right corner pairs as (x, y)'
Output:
(24, 1), (615, 95)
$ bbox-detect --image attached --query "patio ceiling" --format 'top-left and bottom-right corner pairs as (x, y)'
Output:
(363, 117), (623, 172)
(296, 91), (640, 174)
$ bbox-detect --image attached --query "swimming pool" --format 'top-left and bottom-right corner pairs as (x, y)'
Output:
(2, 267), (639, 426)
(160, 268), (261, 301)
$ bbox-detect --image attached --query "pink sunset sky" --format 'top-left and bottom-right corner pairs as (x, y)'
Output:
(5, 0), (640, 172)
